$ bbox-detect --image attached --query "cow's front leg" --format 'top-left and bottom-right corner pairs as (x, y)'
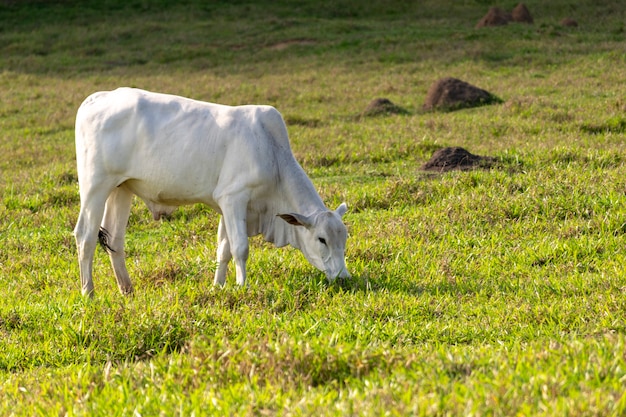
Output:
(213, 216), (231, 286)
(217, 196), (249, 286)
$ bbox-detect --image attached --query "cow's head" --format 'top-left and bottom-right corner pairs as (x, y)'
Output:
(278, 203), (350, 281)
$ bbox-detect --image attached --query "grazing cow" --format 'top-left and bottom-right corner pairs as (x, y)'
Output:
(74, 88), (350, 296)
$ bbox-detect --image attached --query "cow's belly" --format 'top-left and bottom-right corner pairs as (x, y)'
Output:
(121, 177), (219, 214)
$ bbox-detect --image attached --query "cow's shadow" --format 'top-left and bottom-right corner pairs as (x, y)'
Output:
(328, 272), (479, 299)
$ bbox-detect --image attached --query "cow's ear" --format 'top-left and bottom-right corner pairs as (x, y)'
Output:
(278, 213), (312, 227)
(335, 203), (348, 217)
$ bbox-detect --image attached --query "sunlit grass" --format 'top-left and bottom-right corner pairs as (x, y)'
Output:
(1, 0), (626, 415)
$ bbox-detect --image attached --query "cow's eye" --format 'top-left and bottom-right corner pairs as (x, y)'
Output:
(318, 237), (327, 245)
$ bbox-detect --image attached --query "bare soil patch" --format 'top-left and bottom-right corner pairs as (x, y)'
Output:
(269, 39), (316, 51)
(421, 147), (495, 172)
(422, 77), (501, 112)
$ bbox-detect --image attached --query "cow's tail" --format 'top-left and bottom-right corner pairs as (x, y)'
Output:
(98, 227), (115, 253)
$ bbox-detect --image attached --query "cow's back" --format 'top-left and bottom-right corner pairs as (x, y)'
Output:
(75, 88), (291, 208)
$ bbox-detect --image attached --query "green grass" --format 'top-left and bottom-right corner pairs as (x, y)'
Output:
(2, 0), (626, 415)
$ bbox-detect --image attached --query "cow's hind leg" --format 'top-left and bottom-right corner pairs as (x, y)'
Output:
(74, 188), (111, 297)
(213, 216), (231, 286)
(101, 186), (134, 295)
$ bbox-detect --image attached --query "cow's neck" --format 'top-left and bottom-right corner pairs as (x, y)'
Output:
(255, 157), (326, 251)
(282, 161), (326, 214)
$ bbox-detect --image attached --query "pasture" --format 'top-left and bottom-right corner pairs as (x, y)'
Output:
(1, 0), (626, 415)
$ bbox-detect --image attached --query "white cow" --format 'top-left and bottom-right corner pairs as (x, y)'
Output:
(74, 87), (349, 296)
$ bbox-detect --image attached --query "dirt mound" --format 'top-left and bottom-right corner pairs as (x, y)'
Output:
(476, 3), (533, 27)
(422, 77), (501, 112)
(511, 3), (533, 23)
(421, 147), (494, 172)
(362, 98), (408, 117)
(476, 7), (511, 28)
(561, 17), (578, 27)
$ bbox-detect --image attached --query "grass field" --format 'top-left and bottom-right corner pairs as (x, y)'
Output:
(1, 0), (626, 415)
